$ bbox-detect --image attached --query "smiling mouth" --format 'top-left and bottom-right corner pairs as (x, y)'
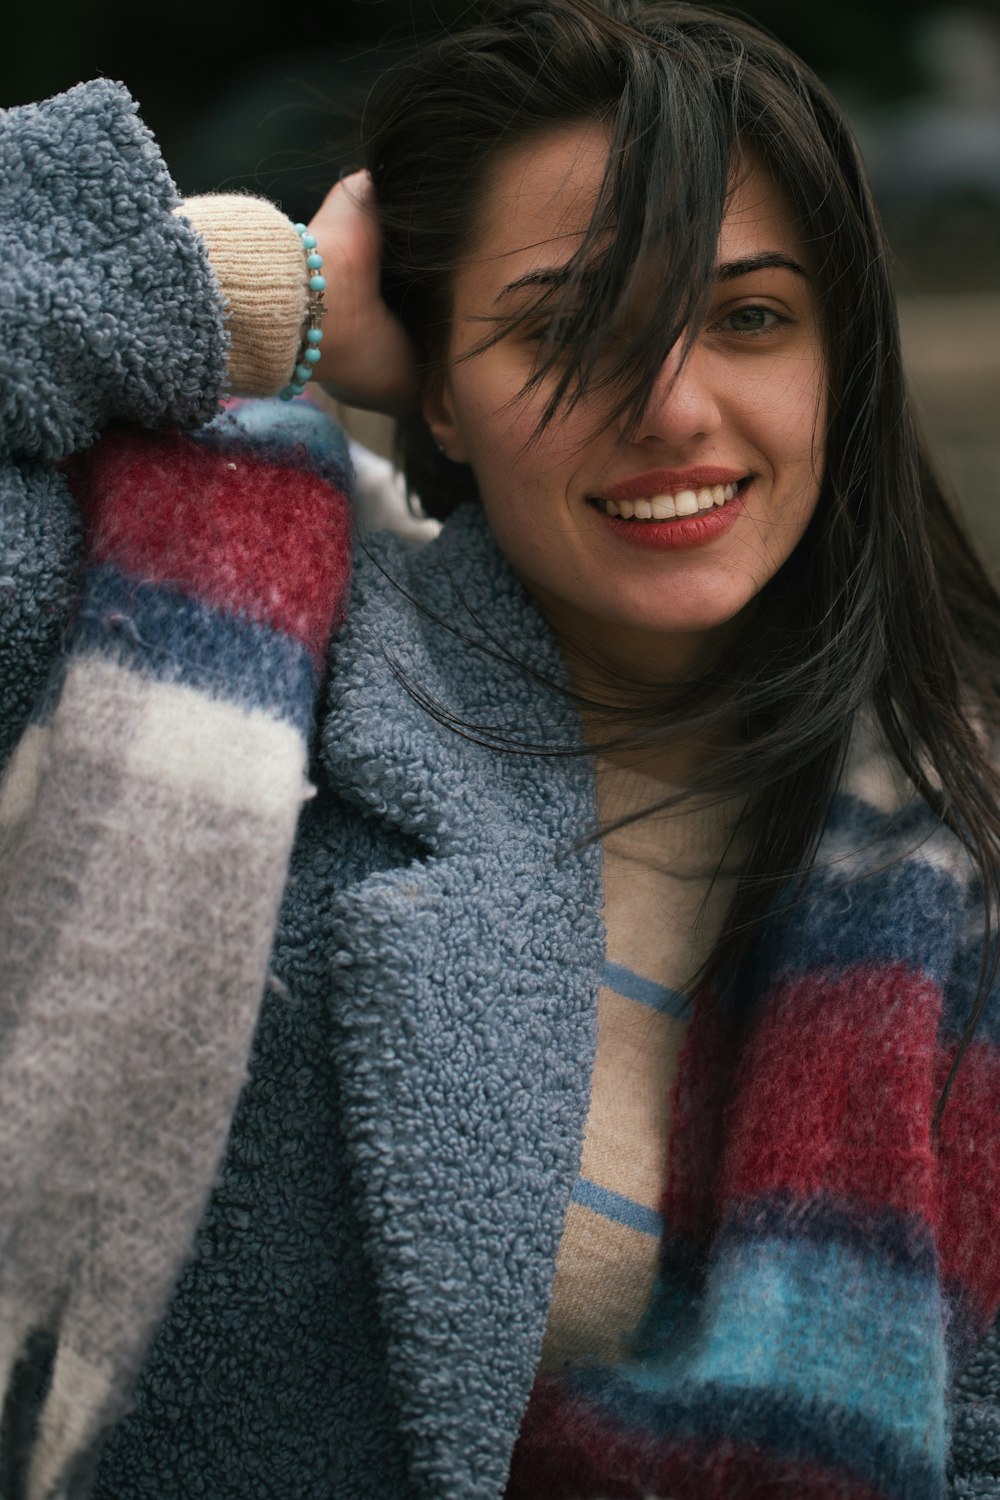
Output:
(593, 479), (745, 520)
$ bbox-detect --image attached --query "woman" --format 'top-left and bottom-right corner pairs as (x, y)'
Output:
(0, 2), (997, 1497)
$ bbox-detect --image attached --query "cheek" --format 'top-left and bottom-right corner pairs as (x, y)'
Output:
(762, 353), (827, 501)
(800, 354), (828, 465)
(450, 365), (577, 506)
(448, 359), (529, 471)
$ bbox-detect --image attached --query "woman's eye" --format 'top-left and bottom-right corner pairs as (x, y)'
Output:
(717, 305), (785, 335)
(523, 316), (577, 344)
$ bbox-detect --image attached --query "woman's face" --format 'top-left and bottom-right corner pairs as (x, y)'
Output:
(424, 123), (827, 686)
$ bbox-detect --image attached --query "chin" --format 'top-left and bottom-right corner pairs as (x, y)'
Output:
(609, 588), (758, 641)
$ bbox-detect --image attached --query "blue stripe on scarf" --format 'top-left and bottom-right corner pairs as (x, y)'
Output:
(755, 857), (962, 991)
(196, 397), (354, 489)
(601, 960), (689, 1018)
(74, 564), (319, 731)
(572, 1178), (663, 1237)
(721, 1191), (938, 1277)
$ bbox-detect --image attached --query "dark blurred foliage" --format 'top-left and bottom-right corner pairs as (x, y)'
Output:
(4, 0), (1000, 287)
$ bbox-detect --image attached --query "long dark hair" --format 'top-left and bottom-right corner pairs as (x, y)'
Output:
(361, 0), (1000, 1103)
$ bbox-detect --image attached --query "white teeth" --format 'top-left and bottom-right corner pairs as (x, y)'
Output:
(599, 480), (743, 520)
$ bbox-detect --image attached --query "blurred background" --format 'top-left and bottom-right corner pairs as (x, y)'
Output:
(4, 0), (999, 559)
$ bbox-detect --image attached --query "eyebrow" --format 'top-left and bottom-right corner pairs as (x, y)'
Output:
(493, 250), (809, 304)
(493, 267), (588, 305)
(716, 252), (809, 281)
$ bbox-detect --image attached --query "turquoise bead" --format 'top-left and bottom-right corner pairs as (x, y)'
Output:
(306, 328), (324, 345)
(293, 222), (307, 235)
(306, 253), (323, 270)
(304, 347), (322, 365)
(279, 387), (294, 401)
(290, 380), (307, 396)
(295, 363), (312, 382)
(309, 275), (327, 292)
(302, 234), (318, 250)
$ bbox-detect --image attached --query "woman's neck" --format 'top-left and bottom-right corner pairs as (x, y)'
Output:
(553, 639), (733, 789)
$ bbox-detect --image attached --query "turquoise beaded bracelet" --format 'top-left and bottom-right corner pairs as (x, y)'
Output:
(279, 222), (327, 400)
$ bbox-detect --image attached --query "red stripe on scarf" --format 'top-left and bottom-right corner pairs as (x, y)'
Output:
(935, 1036), (1000, 1326)
(720, 965), (940, 1221)
(65, 427), (351, 664)
(505, 1380), (888, 1499)
(662, 987), (741, 1245)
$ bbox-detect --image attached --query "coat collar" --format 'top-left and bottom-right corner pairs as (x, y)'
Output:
(319, 506), (606, 1498)
(321, 503), (590, 847)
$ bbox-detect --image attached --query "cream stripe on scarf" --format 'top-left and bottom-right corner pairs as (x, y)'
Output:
(0, 652), (314, 1500)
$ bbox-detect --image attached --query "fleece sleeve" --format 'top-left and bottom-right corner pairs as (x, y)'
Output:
(0, 78), (228, 463)
(0, 80), (230, 766)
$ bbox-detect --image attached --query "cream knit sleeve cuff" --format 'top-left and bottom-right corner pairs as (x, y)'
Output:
(174, 194), (307, 397)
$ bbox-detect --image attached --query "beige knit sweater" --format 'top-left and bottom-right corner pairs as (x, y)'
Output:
(176, 195), (307, 396)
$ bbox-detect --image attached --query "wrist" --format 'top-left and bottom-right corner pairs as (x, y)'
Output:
(279, 223), (327, 401)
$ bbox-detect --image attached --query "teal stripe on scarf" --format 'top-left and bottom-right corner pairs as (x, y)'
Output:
(629, 1232), (947, 1469)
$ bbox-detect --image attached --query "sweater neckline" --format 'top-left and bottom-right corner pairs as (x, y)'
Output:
(595, 758), (746, 877)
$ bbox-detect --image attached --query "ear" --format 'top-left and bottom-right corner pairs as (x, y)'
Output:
(422, 374), (470, 465)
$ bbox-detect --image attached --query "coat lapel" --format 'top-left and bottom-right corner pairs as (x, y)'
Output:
(320, 508), (605, 1499)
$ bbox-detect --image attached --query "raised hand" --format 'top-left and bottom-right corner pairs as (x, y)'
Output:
(308, 170), (421, 416)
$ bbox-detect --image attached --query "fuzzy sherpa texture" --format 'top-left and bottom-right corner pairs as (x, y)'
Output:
(80, 498), (607, 1500)
(0, 81), (227, 464)
(0, 79), (229, 769)
(0, 460), (83, 767)
(950, 1314), (1000, 1497)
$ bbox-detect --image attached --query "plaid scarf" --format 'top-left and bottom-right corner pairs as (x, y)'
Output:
(0, 399), (351, 1500)
(507, 765), (1000, 1498)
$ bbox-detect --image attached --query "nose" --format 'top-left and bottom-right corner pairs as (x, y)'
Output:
(628, 341), (722, 449)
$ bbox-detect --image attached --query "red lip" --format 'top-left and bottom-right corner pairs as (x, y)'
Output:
(596, 489), (748, 550)
(598, 467), (747, 504)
